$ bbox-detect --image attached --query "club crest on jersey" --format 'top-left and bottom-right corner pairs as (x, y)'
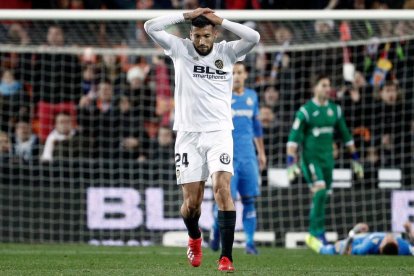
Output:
(220, 153), (231, 165)
(215, 59), (224, 69)
(246, 97), (253, 106)
(327, 108), (334, 116)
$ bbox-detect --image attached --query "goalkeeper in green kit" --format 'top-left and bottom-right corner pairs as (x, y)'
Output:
(286, 74), (364, 245)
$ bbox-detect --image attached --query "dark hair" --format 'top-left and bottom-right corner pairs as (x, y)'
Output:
(234, 61), (248, 71)
(54, 111), (71, 122)
(381, 80), (399, 90)
(99, 78), (112, 86)
(312, 73), (331, 88)
(191, 15), (215, 28)
(381, 242), (399, 255)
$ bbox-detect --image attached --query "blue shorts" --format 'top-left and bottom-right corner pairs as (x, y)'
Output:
(231, 158), (260, 199)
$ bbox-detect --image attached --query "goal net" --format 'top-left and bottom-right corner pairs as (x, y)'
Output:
(0, 10), (413, 246)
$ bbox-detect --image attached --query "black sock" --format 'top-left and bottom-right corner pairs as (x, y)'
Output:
(218, 210), (236, 262)
(182, 212), (201, 239)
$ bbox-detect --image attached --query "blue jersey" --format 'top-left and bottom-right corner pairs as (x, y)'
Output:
(231, 88), (263, 161)
(351, 232), (413, 255)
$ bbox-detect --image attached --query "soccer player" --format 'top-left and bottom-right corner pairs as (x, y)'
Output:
(210, 62), (266, 255)
(306, 222), (414, 256)
(144, 8), (260, 272)
(286, 74), (364, 244)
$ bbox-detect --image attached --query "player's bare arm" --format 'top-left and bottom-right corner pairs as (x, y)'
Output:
(254, 138), (267, 171)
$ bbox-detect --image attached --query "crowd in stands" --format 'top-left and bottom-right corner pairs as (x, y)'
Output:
(1, 0), (414, 10)
(0, 3), (413, 189)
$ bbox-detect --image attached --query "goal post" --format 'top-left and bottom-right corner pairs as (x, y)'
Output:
(0, 9), (412, 246)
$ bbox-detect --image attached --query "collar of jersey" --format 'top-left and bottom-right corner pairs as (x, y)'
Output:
(312, 98), (329, 107)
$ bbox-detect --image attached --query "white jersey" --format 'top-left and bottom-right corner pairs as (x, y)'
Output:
(144, 14), (260, 132)
(167, 38), (240, 131)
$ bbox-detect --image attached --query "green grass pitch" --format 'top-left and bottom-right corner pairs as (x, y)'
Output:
(0, 244), (413, 275)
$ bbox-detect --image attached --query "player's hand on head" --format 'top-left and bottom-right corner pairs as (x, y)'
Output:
(184, 8), (214, 20)
(203, 12), (223, 25)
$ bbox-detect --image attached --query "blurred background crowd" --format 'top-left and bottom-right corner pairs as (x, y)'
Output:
(0, 0), (413, 188)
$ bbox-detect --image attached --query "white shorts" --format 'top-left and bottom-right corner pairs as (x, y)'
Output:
(174, 130), (234, 185)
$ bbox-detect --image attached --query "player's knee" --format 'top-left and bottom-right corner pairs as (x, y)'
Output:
(183, 196), (202, 213)
(214, 186), (231, 201)
(212, 171), (231, 187)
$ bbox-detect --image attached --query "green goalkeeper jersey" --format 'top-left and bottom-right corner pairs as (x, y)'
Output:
(288, 99), (353, 166)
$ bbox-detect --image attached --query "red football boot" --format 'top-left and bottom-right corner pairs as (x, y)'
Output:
(187, 236), (202, 267)
(218, 256), (235, 272)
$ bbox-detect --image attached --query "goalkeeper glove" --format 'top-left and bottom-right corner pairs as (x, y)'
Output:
(287, 155), (300, 182)
(351, 152), (364, 179)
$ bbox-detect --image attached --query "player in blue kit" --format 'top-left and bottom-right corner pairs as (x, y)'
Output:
(306, 222), (414, 256)
(210, 62), (266, 255)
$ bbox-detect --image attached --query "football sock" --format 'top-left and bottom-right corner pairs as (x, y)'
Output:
(242, 197), (256, 246)
(218, 210), (236, 262)
(309, 189), (327, 236)
(182, 210), (201, 239)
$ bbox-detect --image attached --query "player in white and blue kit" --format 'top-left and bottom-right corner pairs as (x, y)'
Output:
(210, 62), (266, 255)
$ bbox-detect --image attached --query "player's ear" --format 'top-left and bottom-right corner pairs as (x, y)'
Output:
(213, 28), (218, 39)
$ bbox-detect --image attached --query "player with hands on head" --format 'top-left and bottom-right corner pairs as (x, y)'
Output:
(145, 7), (260, 272)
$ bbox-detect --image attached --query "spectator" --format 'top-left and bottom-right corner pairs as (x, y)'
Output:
(0, 69), (21, 97)
(0, 69), (29, 132)
(314, 20), (337, 42)
(119, 95), (149, 160)
(338, 71), (373, 151)
(372, 81), (408, 166)
(97, 54), (123, 92)
(0, 131), (12, 161)
(125, 66), (157, 138)
(263, 85), (280, 112)
(152, 55), (173, 127)
(7, 23), (30, 46)
(78, 79), (120, 159)
(151, 126), (174, 162)
(34, 25), (81, 142)
(258, 106), (278, 186)
(40, 112), (77, 162)
(81, 64), (98, 96)
(12, 120), (39, 162)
